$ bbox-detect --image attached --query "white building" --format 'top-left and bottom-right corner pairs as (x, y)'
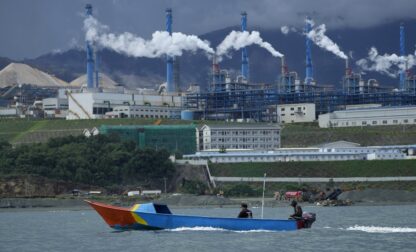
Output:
(197, 124), (280, 151)
(277, 103), (316, 123)
(319, 106), (416, 128)
(66, 91), (182, 120)
(106, 105), (181, 119)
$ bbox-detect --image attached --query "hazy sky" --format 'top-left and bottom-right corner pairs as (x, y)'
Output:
(0, 0), (415, 59)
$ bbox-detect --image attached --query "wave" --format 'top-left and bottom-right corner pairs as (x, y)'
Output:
(169, 227), (227, 232)
(168, 227), (275, 233)
(345, 225), (416, 233)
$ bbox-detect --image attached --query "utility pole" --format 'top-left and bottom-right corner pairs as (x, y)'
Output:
(163, 177), (167, 194)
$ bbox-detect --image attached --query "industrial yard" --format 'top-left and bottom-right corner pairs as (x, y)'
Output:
(0, 3), (416, 199)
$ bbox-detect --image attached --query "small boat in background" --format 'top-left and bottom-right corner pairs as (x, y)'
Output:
(86, 200), (315, 231)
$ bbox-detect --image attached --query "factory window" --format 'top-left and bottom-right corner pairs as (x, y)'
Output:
(303, 107), (306, 110)
(290, 107), (294, 111)
(290, 113), (294, 116)
(404, 119), (408, 123)
(281, 108), (285, 111)
(281, 114), (285, 116)
(140, 115), (144, 118)
(362, 121), (367, 125)
(382, 120), (387, 124)
(393, 120), (398, 124)
(372, 121), (377, 125)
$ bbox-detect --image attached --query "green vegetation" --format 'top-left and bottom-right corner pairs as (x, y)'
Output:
(0, 135), (174, 188)
(0, 118), (197, 144)
(1, 119), (416, 147)
(180, 179), (209, 195)
(210, 160), (416, 177)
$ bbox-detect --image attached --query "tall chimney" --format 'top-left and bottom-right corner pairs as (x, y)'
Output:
(241, 11), (249, 81)
(399, 23), (406, 90)
(85, 4), (95, 89)
(166, 8), (174, 93)
(305, 17), (313, 85)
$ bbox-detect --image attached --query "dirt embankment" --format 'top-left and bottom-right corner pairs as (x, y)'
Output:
(0, 175), (100, 197)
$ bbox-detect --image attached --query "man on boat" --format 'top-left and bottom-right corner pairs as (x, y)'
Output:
(238, 203), (253, 218)
(289, 200), (303, 219)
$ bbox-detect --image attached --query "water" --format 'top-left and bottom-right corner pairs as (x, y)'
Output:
(1, 204), (416, 252)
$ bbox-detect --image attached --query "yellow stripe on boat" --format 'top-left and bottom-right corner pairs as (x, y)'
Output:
(130, 204), (148, 225)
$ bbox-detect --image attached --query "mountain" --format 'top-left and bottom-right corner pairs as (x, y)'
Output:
(13, 19), (416, 90)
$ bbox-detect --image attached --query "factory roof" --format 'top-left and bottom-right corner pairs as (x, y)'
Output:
(200, 123), (280, 130)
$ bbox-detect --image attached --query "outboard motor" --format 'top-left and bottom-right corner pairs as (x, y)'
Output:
(302, 212), (316, 228)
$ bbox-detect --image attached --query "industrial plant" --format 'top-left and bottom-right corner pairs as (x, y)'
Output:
(0, 4), (416, 129)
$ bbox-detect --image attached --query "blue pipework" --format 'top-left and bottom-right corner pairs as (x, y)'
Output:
(305, 17), (313, 85)
(241, 11), (249, 81)
(95, 54), (99, 88)
(400, 23), (405, 90)
(85, 4), (95, 89)
(166, 8), (174, 93)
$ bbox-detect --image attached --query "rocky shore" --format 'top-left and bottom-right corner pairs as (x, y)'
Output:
(1, 189), (416, 209)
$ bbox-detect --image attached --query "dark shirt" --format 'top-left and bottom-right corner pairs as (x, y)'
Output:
(290, 205), (303, 218)
(238, 208), (253, 218)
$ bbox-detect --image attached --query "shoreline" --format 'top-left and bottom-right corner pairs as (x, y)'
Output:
(1, 194), (416, 211)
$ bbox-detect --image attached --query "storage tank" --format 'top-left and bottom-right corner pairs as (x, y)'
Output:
(181, 110), (194, 120)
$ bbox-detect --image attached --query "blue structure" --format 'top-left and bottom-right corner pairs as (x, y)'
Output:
(166, 8), (174, 93)
(95, 54), (99, 88)
(241, 12), (249, 81)
(85, 4), (95, 89)
(400, 23), (405, 90)
(305, 17), (313, 85)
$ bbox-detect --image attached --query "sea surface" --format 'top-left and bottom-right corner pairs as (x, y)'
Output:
(1, 204), (416, 252)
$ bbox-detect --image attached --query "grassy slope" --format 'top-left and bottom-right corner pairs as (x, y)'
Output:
(210, 160), (416, 177)
(281, 123), (416, 147)
(1, 119), (416, 146)
(0, 118), (197, 144)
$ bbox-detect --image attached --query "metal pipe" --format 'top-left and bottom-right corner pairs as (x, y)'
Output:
(166, 8), (174, 93)
(305, 17), (313, 85)
(400, 23), (405, 90)
(241, 11), (249, 81)
(85, 4), (95, 89)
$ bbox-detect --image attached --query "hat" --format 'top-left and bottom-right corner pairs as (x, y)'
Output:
(241, 203), (248, 208)
(290, 200), (297, 207)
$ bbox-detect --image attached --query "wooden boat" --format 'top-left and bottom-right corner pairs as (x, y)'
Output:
(86, 200), (315, 231)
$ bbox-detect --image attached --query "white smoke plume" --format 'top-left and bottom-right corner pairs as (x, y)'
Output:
(307, 24), (348, 60)
(356, 47), (416, 78)
(84, 16), (214, 58)
(280, 26), (290, 35)
(216, 30), (284, 61)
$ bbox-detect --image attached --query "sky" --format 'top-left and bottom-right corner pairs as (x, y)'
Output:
(0, 0), (415, 59)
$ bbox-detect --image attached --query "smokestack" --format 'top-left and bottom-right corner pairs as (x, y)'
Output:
(85, 4), (95, 89)
(400, 23), (405, 90)
(212, 55), (220, 85)
(241, 11), (249, 81)
(305, 16), (313, 85)
(281, 56), (288, 75)
(166, 8), (174, 93)
(345, 57), (352, 76)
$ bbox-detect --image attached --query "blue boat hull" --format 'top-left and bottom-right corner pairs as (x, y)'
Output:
(134, 212), (299, 231)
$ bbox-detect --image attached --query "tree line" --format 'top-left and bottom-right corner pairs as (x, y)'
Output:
(0, 135), (175, 188)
